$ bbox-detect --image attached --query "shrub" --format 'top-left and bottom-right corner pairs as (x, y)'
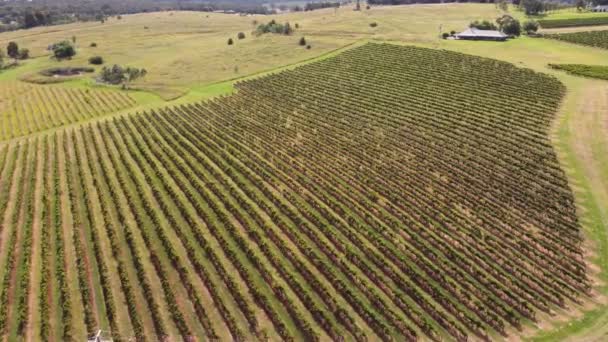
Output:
(256, 20), (294, 35)
(469, 20), (497, 30)
(523, 20), (539, 34)
(307, 45), (312, 49)
(442, 32), (450, 39)
(90, 42), (97, 47)
(450, 30), (456, 35)
(99, 64), (147, 86)
(370, 22), (378, 28)
(89, 56), (104, 65)
(238, 32), (246, 40)
(17, 48), (29, 60)
(228, 38), (234, 45)
(299, 37), (307, 46)
(52, 41), (76, 60)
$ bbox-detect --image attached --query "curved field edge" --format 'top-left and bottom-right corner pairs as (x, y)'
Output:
(529, 78), (608, 341)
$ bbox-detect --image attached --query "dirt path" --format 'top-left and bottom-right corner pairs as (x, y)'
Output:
(25, 139), (45, 342)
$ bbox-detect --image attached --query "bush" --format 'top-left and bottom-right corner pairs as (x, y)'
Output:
(523, 20), (539, 34)
(237, 32), (246, 40)
(89, 56), (104, 65)
(256, 20), (294, 35)
(450, 30), (456, 35)
(469, 20), (497, 30)
(442, 32), (450, 39)
(299, 37), (307, 46)
(370, 22), (378, 28)
(306, 45), (312, 50)
(17, 48), (29, 60)
(52, 41), (76, 60)
(228, 38), (234, 45)
(99, 64), (147, 86)
(90, 42), (97, 47)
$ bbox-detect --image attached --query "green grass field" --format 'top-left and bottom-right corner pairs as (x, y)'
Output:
(0, 3), (607, 341)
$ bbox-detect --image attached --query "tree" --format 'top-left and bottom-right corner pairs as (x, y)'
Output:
(523, 20), (539, 34)
(24, 12), (37, 29)
(356, 0), (361, 11)
(520, 0), (545, 15)
(299, 37), (307, 46)
(497, 15), (521, 36)
(7, 42), (18, 59)
(237, 32), (246, 39)
(52, 41), (76, 59)
(228, 38), (234, 45)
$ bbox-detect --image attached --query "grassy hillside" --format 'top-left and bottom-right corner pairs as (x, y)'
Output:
(0, 4), (503, 99)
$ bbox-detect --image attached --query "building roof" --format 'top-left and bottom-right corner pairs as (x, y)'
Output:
(456, 28), (507, 39)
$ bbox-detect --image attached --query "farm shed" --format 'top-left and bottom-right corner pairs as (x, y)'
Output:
(455, 28), (508, 41)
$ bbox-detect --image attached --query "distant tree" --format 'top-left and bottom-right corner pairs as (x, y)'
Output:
(576, 0), (587, 11)
(89, 56), (104, 65)
(90, 42), (97, 47)
(307, 44), (312, 49)
(356, 0), (361, 11)
(228, 38), (234, 45)
(34, 11), (47, 25)
(442, 32), (450, 39)
(7, 42), (18, 59)
(520, 0), (545, 15)
(117, 15), (122, 20)
(24, 12), (38, 29)
(283, 22), (293, 35)
(17, 48), (29, 60)
(370, 22), (378, 27)
(295, 23), (300, 29)
(299, 37), (307, 46)
(52, 41), (76, 59)
(498, 0), (509, 12)
(497, 15), (521, 36)
(523, 20), (539, 34)
(237, 32), (246, 39)
(72, 35), (77, 44)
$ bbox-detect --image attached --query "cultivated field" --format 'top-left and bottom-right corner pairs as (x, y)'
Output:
(0, 43), (591, 341)
(0, 82), (135, 140)
(543, 30), (608, 49)
(1, 3), (608, 342)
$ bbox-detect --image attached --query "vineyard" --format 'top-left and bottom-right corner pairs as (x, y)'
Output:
(543, 30), (608, 50)
(538, 17), (608, 28)
(0, 43), (589, 341)
(0, 82), (136, 141)
(548, 63), (608, 80)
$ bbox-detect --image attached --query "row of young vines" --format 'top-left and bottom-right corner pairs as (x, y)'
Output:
(0, 43), (588, 341)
